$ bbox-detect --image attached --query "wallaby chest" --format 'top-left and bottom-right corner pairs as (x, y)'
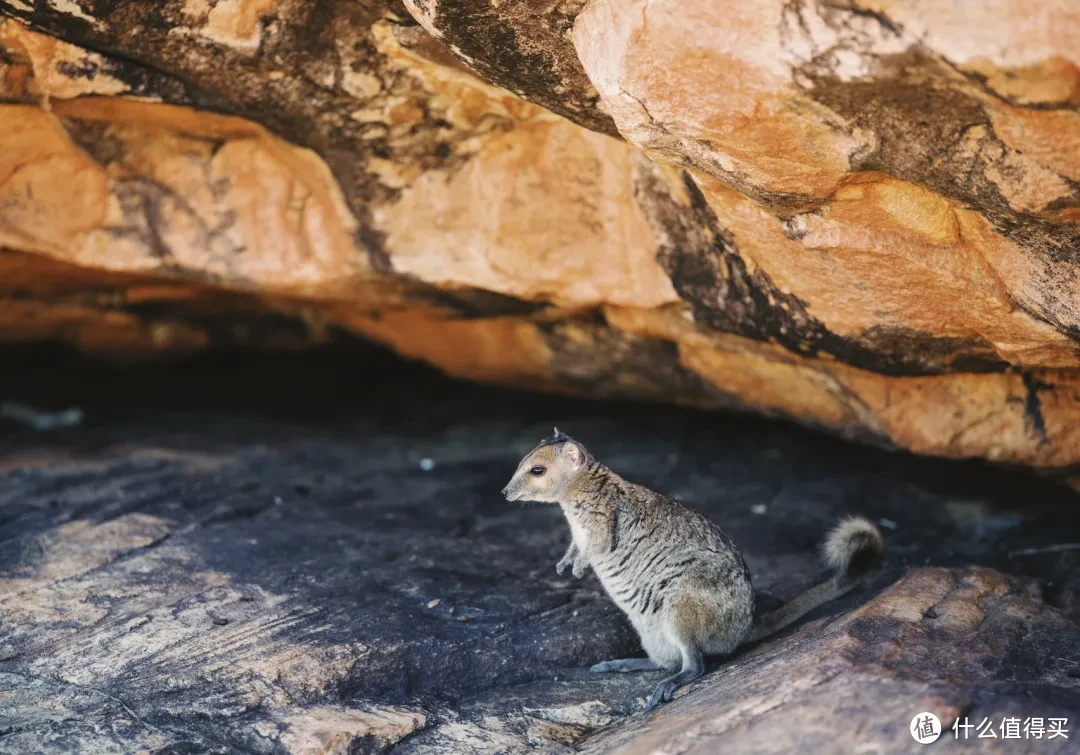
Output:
(585, 513), (684, 620)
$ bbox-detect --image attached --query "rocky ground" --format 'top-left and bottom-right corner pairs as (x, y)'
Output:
(1, 344), (1079, 754)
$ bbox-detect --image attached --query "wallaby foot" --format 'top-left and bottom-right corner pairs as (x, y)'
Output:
(644, 648), (704, 710)
(589, 658), (663, 673)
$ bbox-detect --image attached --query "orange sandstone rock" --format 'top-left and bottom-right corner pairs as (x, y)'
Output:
(2, 3), (1080, 467)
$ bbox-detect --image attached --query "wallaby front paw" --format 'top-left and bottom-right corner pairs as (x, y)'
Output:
(571, 554), (589, 578)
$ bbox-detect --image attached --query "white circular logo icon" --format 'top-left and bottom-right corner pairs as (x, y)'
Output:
(911, 712), (942, 744)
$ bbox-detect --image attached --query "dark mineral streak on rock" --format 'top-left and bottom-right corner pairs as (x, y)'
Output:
(419, 0), (619, 137)
(1021, 371), (1054, 445)
(405, 284), (552, 319)
(537, 310), (743, 407)
(800, 43), (1080, 342)
(636, 162), (1008, 376)
(0, 0), (481, 274)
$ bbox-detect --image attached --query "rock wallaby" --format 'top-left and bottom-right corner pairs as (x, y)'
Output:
(501, 429), (885, 711)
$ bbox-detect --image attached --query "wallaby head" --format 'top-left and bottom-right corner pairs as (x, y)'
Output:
(501, 428), (591, 504)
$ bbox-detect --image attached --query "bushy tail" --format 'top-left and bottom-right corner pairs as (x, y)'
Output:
(748, 516), (884, 643)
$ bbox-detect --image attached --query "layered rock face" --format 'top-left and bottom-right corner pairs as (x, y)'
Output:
(2, 1), (1080, 467)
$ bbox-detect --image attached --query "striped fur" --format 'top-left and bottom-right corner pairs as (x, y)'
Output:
(502, 430), (884, 710)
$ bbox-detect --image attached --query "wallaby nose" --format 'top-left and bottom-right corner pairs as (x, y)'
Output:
(500, 486), (509, 497)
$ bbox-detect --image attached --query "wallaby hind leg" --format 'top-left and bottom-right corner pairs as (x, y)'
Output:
(589, 658), (664, 673)
(645, 643), (704, 711)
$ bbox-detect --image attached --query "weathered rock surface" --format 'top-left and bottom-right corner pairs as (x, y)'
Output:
(582, 567), (1080, 754)
(2, 1), (1080, 466)
(1, 348), (1079, 753)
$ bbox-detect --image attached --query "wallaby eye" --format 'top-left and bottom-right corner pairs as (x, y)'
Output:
(529, 465), (546, 477)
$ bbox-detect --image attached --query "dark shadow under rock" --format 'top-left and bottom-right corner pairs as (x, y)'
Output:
(0, 344), (1078, 753)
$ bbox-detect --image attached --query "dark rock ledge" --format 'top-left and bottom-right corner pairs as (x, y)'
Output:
(0, 345), (1078, 754)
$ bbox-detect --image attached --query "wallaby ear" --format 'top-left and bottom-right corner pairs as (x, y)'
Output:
(562, 440), (586, 469)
